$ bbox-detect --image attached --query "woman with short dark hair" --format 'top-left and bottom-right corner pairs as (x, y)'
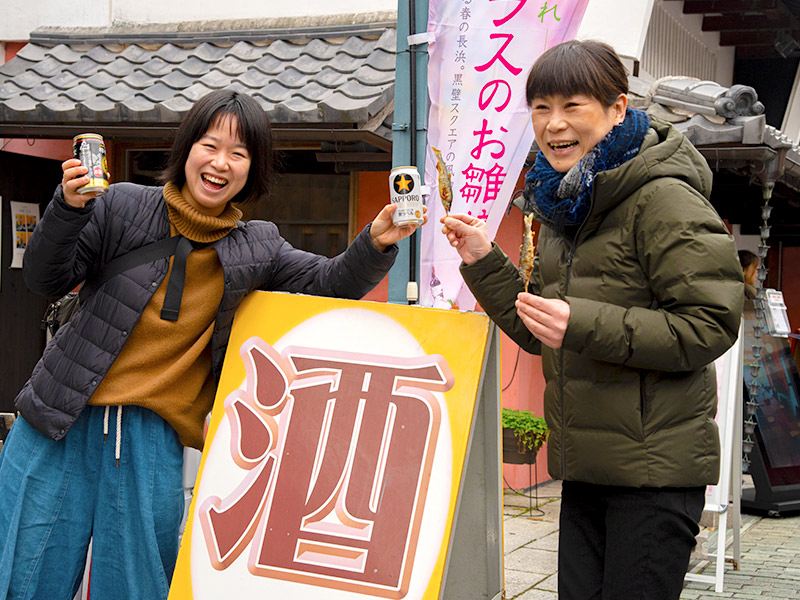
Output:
(0, 89), (425, 599)
(738, 249), (759, 299)
(160, 90), (274, 206)
(443, 40), (743, 599)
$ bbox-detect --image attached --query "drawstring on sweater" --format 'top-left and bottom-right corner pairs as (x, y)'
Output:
(102, 405), (123, 467)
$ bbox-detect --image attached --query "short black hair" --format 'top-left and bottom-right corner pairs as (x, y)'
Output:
(525, 40), (629, 108)
(161, 89), (273, 206)
(739, 249), (758, 269)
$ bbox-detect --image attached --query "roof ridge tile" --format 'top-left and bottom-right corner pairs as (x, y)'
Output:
(63, 83), (97, 102)
(101, 57), (139, 78)
(0, 81), (26, 100)
(140, 82), (181, 103)
(265, 39), (304, 61)
(121, 71), (158, 90)
(6, 71), (40, 90)
(159, 70), (196, 89)
(47, 44), (82, 64)
(301, 39), (338, 61)
(374, 29), (397, 52)
(118, 45), (152, 64)
(100, 81), (138, 102)
(315, 67), (347, 88)
(85, 71), (118, 89)
(138, 57), (175, 77)
(227, 41), (265, 62)
(214, 55), (250, 76)
(338, 36), (374, 58)
(364, 49), (395, 72)
(0, 57), (33, 77)
(251, 54), (284, 76)
(65, 57), (102, 78)
(154, 43), (194, 64)
(29, 57), (65, 78)
(174, 56), (213, 77)
(14, 44), (50, 62)
(193, 43), (230, 63)
(291, 54), (325, 75)
(50, 71), (82, 90)
(198, 69), (235, 90)
(85, 46), (119, 64)
(350, 64), (394, 86)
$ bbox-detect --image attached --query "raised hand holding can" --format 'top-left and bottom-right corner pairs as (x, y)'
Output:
(389, 166), (424, 227)
(72, 133), (110, 196)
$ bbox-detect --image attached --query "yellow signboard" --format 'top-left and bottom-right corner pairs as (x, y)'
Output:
(169, 292), (493, 599)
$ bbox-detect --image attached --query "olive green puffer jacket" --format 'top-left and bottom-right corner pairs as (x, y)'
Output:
(462, 117), (743, 488)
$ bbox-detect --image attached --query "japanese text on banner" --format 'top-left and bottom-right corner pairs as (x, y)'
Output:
(420, 0), (590, 310)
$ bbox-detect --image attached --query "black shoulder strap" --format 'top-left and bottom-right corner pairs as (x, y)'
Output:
(159, 235), (194, 322)
(79, 235), (182, 303)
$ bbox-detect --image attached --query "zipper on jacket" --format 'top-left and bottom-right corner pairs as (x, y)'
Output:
(559, 247), (576, 479)
(558, 205), (588, 480)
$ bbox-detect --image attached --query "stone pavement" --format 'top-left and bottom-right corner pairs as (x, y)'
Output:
(502, 479), (800, 599)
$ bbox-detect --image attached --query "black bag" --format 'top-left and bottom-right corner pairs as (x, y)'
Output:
(41, 236), (184, 337)
(42, 292), (81, 336)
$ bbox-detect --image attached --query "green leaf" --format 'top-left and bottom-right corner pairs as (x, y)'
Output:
(501, 408), (549, 454)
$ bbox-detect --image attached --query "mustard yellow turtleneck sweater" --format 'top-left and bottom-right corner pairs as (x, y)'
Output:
(90, 182), (243, 449)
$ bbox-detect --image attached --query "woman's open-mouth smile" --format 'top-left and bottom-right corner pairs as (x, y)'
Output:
(549, 140), (579, 155)
(201, 174), (228, 190)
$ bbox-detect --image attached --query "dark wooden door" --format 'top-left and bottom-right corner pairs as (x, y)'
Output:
(242, 172), (350, 257)
(0, 151), (61, 413)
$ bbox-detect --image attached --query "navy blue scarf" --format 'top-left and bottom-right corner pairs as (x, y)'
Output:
(523, 108), (650, 234)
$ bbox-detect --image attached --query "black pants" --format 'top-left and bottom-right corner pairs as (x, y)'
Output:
(558, 481), (705, 600)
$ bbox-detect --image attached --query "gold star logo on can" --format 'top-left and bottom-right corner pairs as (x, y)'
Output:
(389, 166), (424, 227)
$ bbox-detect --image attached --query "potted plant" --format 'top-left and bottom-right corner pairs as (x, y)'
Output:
(501, 408), (548, 464)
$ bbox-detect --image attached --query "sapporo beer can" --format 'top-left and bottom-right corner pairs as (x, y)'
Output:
(72, 133), (110, 196)
(389, 166), (424, 227)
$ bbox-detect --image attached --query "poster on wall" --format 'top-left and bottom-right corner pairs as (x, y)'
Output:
(169, 292), (493, 599)
(9, 201), (39, 269)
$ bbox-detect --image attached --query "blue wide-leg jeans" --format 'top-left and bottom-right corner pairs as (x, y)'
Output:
(0, 405), (185, 600)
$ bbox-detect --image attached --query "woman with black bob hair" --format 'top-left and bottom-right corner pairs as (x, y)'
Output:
(0, 89), (423, 599)
(161, 89), (274, 206)
(443, 40), (743, 599)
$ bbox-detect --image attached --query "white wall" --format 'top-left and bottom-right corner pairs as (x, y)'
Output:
(655, 0), (734, 86)
(575, 0), (735, 88)
(0, 0), (396, 41)
(782, 67), (800, 143)
(112, 0), (395, 25)
(576, 0), (655, 61)
(2, 0), (111, 40)
(732, 224), (760, 255)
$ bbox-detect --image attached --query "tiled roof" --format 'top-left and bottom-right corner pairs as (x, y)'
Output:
(0, 26), (396, 144)
(629, 75), (800, 194)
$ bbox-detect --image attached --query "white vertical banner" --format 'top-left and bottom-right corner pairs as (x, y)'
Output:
(419, 0), (590, 310)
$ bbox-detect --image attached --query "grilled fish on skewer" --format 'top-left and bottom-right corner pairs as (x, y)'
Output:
(519, 213), (536, 293)
(432, 146), (453, 213)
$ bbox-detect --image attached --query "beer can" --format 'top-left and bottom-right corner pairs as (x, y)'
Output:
(389, 166), (424, 227)
(72, 133), (110, 196)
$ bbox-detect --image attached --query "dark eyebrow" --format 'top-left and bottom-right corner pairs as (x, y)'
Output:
(200, 132), (249, 151)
